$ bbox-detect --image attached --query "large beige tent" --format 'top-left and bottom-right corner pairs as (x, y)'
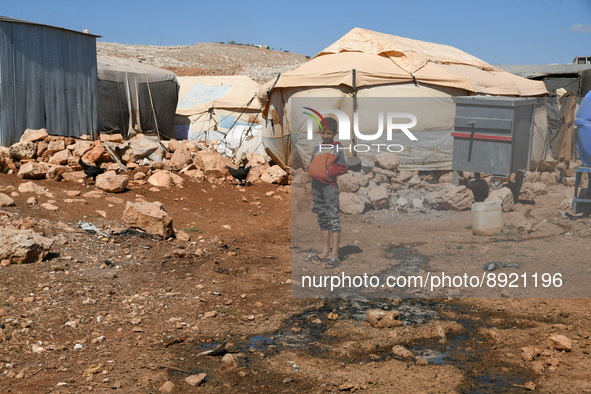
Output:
(260, 28), (549, 170)
(174, 75), (261, 141)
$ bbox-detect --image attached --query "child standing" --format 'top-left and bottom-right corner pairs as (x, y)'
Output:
(307, 117), (348, 268)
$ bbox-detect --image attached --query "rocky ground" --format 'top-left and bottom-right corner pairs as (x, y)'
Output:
(0, 42), (590, 394)
(2, 133), (591, 392)
(96, 42), (309, 83)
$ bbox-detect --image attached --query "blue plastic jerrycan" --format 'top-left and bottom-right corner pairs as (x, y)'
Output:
(576, 90), (591, 167)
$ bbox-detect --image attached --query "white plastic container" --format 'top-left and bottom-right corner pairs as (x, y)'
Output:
(471, 201), (503, 236)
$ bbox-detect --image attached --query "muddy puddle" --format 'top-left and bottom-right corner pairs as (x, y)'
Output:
(171, 298), (535, 393)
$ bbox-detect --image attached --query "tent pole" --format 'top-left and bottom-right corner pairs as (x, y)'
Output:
(230, 73), (282, 162)
(352, 69), (357, 157)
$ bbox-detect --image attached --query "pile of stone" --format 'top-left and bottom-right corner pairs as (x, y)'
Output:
(0, 129), (288, 193)
(292, 152), (556, 215)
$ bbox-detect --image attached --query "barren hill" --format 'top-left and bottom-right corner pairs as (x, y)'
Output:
(97, 41), (310, 83)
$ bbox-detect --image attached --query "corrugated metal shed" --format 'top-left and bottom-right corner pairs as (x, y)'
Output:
(499, 64), (591, 79)
(499, 64), (591, 97)
(0, 16), (100, 146)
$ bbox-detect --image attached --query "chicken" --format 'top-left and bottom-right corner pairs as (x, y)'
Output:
(225, 165), (251, 185)
(78, 158), (105, 181)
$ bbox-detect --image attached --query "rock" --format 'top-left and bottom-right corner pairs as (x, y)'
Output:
(373, 173), (390, 185)
(185, 373), (207, 387)
(193, 151), (232, 178)
(158, 381), (175, 393)
(134, 172), (147, 180)
(185, 169), (205, 181)
(246, 163), (269, 184)
(0, 229), (53, 264)
(519, 182), (548, 201)
(167, 140), (186, 152)
(375, 152), (400, 171)
(408, 175), (422, 188)
(520, 347), (540, 362)
(46, 165), (72, 181)
(81, 143), (111, 164)
(99, 134), (123, 143)
(564, 176), (577, 187)
(41, 203), (58, 211)
(368, 185), (390, 210)
(36, 140), (49, 157)
(17, 162), (49, 179)
(540, 172), (558, 183)
(26, 197), (37, 205)
(559, 198), (573, 211)
(366, 309), (402, 328)
(338, 171), (369, 193)
(122, 201), (174, 238)
(517, 220), (534, 233)
(10, 142), (36, 160)
(524, 381), (536, 391)
(424, 186), (473, 211)
(412, 198), (423, 210)
(547, 334), (571, 351)
(372, 167), (397, 180)
(18, 181), (47, 195)
(170, 148), (192, 170)
(485, 187), (514, 212)
(96, 171), (129, 193)
(121, 146), (135, 163)
(0, 194), (15, 207)
(20, 128), (48, 143)
(203, 311), (217, 318)
(392, 345), (414, 359)
(246, 153), (267, 166)
(176, 230), (190, 241)
(148, 171), (173, 188)
(220, 354), (237, 372)
(169, 172), (185, 187)
(260, 165), (288, 184)
(46, 140), (66, 155)
(340, 193), (371, 215)
(73, 140), (94, 157)
(397, 170), (414, 183)
(62, 171), (87, 183)
(396, 197), (409, 212)
(524, 171), (541, 183)
(532, 360), (545, 374)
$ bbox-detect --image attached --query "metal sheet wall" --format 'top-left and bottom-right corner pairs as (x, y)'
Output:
(0, 21), (98, 146)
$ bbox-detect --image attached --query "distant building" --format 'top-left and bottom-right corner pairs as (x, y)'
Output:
(574, 56), (591, 65)
(0, 16), (99, 146)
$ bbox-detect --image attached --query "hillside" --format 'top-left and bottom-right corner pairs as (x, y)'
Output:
(97, 41), (310, 83)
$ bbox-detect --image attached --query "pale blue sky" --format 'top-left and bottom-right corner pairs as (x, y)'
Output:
(4, 0), (591, 65)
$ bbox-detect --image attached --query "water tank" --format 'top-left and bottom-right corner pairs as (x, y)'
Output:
(576, 90), (591, 167)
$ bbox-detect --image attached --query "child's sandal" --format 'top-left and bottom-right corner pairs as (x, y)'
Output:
(325, 258), (341, 269)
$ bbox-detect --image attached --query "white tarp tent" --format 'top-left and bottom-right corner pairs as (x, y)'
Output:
(174, 75), (261, 143)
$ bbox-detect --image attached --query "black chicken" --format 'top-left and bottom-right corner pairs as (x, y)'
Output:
(225, 165), (252, 185)
(78, 158), (105, 181)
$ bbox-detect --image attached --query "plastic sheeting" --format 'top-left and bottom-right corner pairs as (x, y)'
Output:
(97, 56), (179, 139)
(576, 90), (591, 166)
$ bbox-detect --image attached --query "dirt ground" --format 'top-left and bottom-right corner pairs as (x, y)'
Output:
(1, 170), (591, 394)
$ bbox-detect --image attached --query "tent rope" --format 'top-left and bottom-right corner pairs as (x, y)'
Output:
(144, 73), (169, 152)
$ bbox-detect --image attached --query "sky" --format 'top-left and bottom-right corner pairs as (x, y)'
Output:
(3, 0), (591, 65)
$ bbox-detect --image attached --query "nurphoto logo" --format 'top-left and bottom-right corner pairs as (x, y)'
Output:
(303, 107), (418, 153)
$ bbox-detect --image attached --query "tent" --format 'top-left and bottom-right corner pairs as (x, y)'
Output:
(174, 75), (261, 143)
(260, 28), (549, 171)
(97, 55), (179, 139)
